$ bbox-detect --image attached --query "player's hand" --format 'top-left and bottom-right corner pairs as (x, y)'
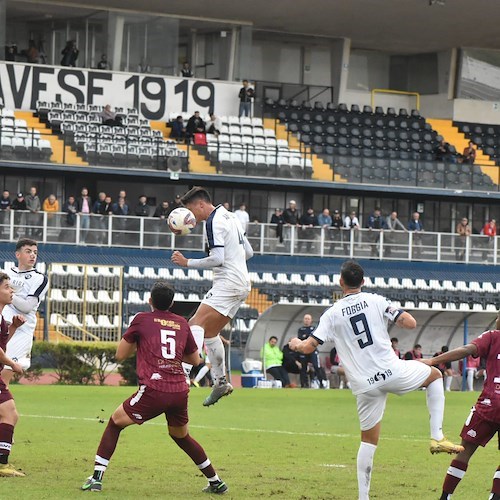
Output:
(10, 362), (23, 375)
(171, 251), (188, 267)
(11, 315), (26, 329)
(288, 337), (301, 352)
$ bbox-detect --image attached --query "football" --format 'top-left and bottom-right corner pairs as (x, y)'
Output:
(167, 207), (197, 236)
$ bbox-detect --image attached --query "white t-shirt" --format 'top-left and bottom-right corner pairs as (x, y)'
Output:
(312, 291), (403, 395)
(206, 205), (251, 290)
(234, 209), (250, 231)
(3, 266), (48, 335)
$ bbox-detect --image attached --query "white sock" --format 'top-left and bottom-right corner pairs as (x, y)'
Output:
(357, 441), (377, 500)
(445, 376), (453, 391)
(194, 364), (210, 384)
(467, 370), (474, 391)
(426, 379), (445, 441)
(205, 335), (226, 384)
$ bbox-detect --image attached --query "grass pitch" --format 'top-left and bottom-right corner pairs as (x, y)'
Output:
(0, 385), (495, 499)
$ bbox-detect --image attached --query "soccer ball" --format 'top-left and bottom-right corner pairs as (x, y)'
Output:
(167, 207), (197, 236)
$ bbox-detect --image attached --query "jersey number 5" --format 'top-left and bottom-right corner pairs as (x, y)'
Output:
(160, 329), (176, 359)
(349, 313), (374, 349)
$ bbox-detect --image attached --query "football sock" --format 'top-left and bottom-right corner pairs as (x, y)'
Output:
(194, 364), (210, 384)
(466, 370), (474, 391)
(426, 379), (445, 441)
(205, 335), (226, 384)
(0, 423), (14, 464)
(444, 375), (453, 391)
(171, 434), (218, 480)
(357, 441), (377, 500)
(490, 466), (500, 497)
(441, 459), (467, 497)
(93, 417), (123, 480)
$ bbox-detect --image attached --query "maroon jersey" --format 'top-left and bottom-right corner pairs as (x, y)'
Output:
(123, 310), (198, 393)
(0, 315), (8, 371)
(472, 330), (500, 423)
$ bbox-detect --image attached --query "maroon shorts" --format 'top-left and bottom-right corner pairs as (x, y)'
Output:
(123, 385), (189, 427)
(0, 378), (13, 405)
(460, 405), (500, 448)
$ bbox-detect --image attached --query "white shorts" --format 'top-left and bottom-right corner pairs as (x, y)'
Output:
(356, 360), (431, 431)
(201, 283), (250, 318)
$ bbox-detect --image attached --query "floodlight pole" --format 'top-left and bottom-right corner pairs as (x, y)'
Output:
(461, 317), (468, 391)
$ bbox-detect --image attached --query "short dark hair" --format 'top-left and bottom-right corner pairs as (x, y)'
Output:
(16, 238), (38, 251)
(0, 272), (9, 286)
(269, 336), (278, 342)
(441, 345), (449, 352)
(390, 337), (398, 343)
(340, 259), (364, 288)
(151, 281), (175, 311)
(414, 344), (422, 349)
(181, 186), (211, 205)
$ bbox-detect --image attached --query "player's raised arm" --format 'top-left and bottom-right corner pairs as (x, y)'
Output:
(289, 335), (319, 355)
(421, 343), (478, 367)
(395, 311), (417, 330)
(7, 315), (26, 342)
(172, 247), (224, 269)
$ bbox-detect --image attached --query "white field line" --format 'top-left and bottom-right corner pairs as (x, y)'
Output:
(20, 413), (428, 443)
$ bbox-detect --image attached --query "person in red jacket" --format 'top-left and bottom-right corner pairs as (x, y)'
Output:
(482, 218), (497, 261)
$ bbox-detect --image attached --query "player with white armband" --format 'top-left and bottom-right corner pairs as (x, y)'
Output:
(1, 239), (48, 386)
(289, 259), (463, 500)
(171, 187), (253, 406)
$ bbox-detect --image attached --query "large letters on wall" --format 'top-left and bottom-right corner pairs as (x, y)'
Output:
(0, 62), (242, 120)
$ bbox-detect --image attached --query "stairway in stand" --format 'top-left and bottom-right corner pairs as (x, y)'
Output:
(15, 111), (88, 166)
(428, 119), (498, 182)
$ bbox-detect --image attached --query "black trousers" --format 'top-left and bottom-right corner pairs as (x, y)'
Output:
(299, 351), (326, 387)
(266, 366), (290, 386)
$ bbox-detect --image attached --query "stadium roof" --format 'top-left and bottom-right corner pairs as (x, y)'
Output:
(19, 0), (500, 53)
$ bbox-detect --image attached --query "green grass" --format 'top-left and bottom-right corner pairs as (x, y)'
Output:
(0, 386), (495, 499)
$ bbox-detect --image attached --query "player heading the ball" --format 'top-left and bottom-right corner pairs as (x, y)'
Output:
(289, 259), (463, 500)
(171, 186), (253, 406)
(82, 281), (228, 495)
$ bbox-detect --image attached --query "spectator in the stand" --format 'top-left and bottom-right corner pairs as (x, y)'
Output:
(238, 80), (255, 117)
(283, 200), (299, 225)
(0, 190), (11, 211)
(97, 54), (110, 70)
(455, 217), (471, 261)
(222, 202), (231, 211)
(481, 218), (496, 261)
(435, 139), (454, 162)
(100, 105), (123, 127)
(180, 61), (193, 78)
(77, 187), (92, 243)
(330, 209), (344, 252)
(391, 337), (402, 359)
(385, 211), (406, 257)
(318, 208), (332, 228)
(92, 192), (107, 215)
(206, 113), (222, 135)
(42, 194), (59, 214)
(234, 204), (250, 232)
(260, 336), (291, 388)
(60, 40), (79, 67)
(11, 193), (26, 211)
(170, 116), (186, 142)
(299, 208), (319, 252)
(462, 141), (476, 165)
(344, 210), (360, 230)
(134, 195), (150, 217)
(367, 207), (387, 257)
(92, 192), (108, 244)
(404, 344), (423, 360)
(62, 195), (77, 227)
(103, 196), (113, 215)
(170, 194), (183, 211)
(154, 201), (171, 219)
(408, 211), (424, 259)
(270, 208), (284, 244)
(112, 197), (128, 216)
(186, 111), (206, 142)
(26, 39), (39, 63)
(26, 186), (41, 237)
(5, 45), (16, 62)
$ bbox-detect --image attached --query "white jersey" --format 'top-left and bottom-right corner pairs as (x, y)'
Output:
(312, 291), (403, 395)
(2, 266), (48, 335)
(206, 205), (250, 290)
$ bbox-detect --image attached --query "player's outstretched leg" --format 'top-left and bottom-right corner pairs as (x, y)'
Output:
(82, 413), (127, 492)
(203, 335), (233, 406)
(438, 442), (477, 499)
(169, 426), (227, 495)
(0, 400), (25, 477)
(424, 370), (464, 455)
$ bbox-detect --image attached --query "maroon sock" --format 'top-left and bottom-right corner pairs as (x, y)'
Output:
(93, 418), (123, 480)
(171, 434), (217, 479)
(442, 459), (468, 496)
(492, 465), (500, 495)
(0, 423), (14, 464)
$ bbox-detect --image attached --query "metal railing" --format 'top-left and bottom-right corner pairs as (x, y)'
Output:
(0, 210), (498, 265)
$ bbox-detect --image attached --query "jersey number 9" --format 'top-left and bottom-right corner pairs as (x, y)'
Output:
(349, 313), (374, 349)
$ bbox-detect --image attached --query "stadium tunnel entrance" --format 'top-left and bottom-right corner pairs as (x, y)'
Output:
(244, 304), (498, 362)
